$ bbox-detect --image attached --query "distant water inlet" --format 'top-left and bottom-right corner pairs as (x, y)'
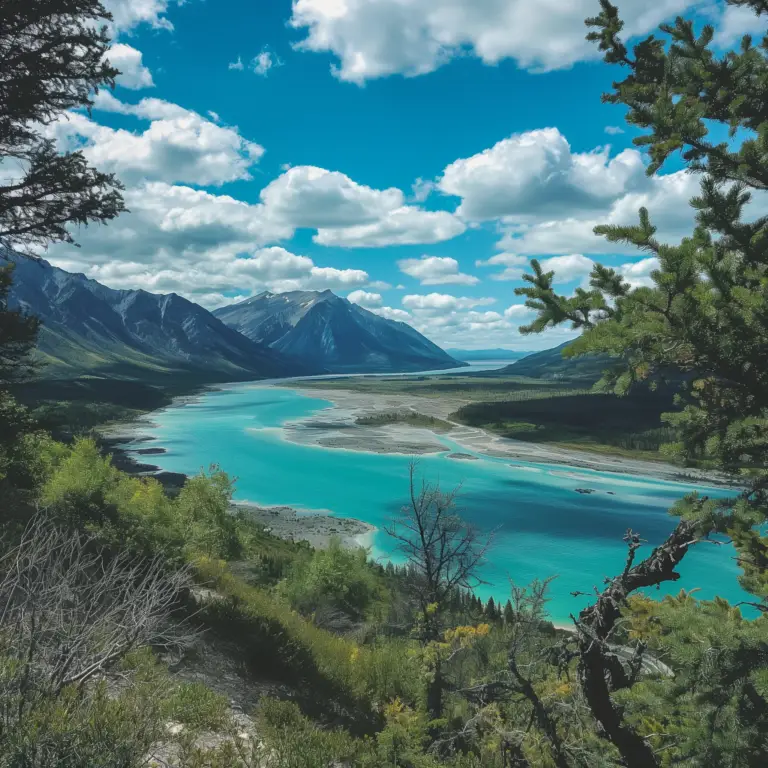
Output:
(126, 383), (750, 623)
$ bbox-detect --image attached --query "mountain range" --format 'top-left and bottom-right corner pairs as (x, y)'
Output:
(4, 253), (463, 380)
(213, 290), (463, 373)
(498, 340), (611, 381)
(3, 253), (311, 381)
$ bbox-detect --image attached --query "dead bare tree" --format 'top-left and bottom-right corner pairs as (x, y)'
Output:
(571, 522), (704, 768)
(385, 461), (495, 720)
(0, 515), (194, 724)
(454, 579), (589, 768)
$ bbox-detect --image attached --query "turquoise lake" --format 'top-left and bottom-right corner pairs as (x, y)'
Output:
(127, 382), (748, 623)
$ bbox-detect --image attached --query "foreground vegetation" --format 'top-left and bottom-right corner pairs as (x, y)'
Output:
(1, 1), (767, 766)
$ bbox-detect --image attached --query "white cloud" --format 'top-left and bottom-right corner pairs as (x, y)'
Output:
(260, 166), (464, 247)
(498, 170), (704, 256)
(620, 256), (659, 288)
(371, 306), (412, 322)
(439, 128), (646, 221)
(347, 290), (383, 308)
(367, 280), (392, 290)
(411, 178), (435, 203)
(44, 96), (264, 187)
(402, 293), (495, 312)
(105, 44), (154, 89)
(714, 4), (762, 47)
(207, 110), (221, 123)
(504, 304), (535, 320)
(315, 207), (466, 248)
(49, 217), (368, 305)
(398, 255), (478, 285)
(604, 125), (625, 135)
(252, 49), (282, 76)
(475, 251), (527, 280)
(104, 0), (176, 34)
(479, 252), (594, 284)
(290, 0), (698, 84)
(260, 166), (403, 228)
(539, 254), (595, 282)
(50, 182), (291, 268)
(228, 56), (245, 70)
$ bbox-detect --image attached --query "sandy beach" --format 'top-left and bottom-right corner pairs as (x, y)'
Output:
(278, 382), (731, 487)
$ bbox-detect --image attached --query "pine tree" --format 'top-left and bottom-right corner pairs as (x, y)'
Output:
(0, 0), (125, 253)
(515, 2), (768, 764)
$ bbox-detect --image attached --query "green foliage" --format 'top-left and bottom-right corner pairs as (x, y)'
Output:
(40, 438), (241, 563)
(256, 699), (362, 767)
(0, 0), (125, 252)
(163, 682), (230, 731)
(454, 389), (678, 458)
(0, 646), (167, 768)
(0, 263), (39, 385)
(513, 2), (768, 764)
(194, 556), (422, 714)
(278, 536), (383, 624)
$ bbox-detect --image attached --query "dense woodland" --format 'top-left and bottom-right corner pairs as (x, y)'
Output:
(1, 1), (767, 766)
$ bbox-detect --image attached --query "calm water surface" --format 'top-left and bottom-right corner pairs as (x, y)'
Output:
(129, 381), (748, 622)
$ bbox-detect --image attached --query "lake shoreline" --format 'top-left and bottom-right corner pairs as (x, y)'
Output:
(98, 430), (379, 552)
(275, 382), (733, 489)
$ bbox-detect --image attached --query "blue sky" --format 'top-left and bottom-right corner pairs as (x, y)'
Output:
(43, 0), (760, 350)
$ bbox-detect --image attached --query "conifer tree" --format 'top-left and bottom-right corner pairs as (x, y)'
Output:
(515, 2), (768, 764)
(0, 0), (125, 253)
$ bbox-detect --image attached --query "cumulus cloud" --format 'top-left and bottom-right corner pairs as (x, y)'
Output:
(498, 170), (704, 256)
(315, 207), (466, 248)
(714, 4), (762, 47)
(290, 0), (698, 84)
(260, 166), (403, 228)
(475, 252), (528, 280)
(504, 304), (535, 320)
(228, 56), (244, 70)
(347, 290), (383, 308)
(49, 216), (368, 306)
(258, 166), (465, 247)
(398, 255), (478, 285)
(44, 96), (264, 187)
(371, 306), (413, 322)
(604, 125), (624, 135)
(619, 257), (659, 288)
(105, 44), (154, 89)
(402, 293), (495, 312)
(438, 128), (646, 221)
(391, 291), (569, 350)
(479, 252), (593, 284)
(104, 0), (177, 34)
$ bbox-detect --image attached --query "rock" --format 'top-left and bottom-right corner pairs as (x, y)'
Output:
(574, 488), (597, 494)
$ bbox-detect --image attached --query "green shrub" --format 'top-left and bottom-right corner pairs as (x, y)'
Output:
(278, 537), (382, 623)
(256, 699), (362, 767)
(164, 682), (230, 731)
